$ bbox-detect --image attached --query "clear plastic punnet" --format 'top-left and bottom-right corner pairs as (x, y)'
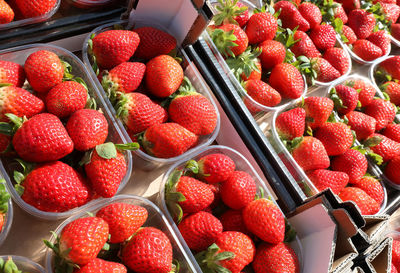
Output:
(0, 191), (13, 247)
(0, 255), (46, 273)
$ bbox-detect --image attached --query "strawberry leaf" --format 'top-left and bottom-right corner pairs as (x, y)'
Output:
(184, 160), (199, 175)
(95, 142), (117, 159)
(364, 135), (382, 147)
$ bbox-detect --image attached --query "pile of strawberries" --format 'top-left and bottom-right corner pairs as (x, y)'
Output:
(0, 50), (137, 214)
(45, 201), (179, 273)
(164, 152), (299, 273)
(89, 26), (218, 159)
(0, 179), (10, 234)
(0, 0), (57, 24)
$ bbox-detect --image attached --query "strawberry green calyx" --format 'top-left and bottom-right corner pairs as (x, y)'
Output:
(294, 55), (317, 85)
(211, 28), (239, 58)
(352, 145), (383, 165)
(13, 159), (35, 196)
(0, 179), (10, 214)
(0, 257), (25, 273)
(362, 2), (390, 32)
(161, 77), (198, 108)
(213, 0), (247, 26)
(87, 33), (100, 76)
(61, 60), (75, 81)
(44, 232), (78, 273)
(115, 92), (130, 119)
(165, 169), (186, 224)
(195, 243), (235, 273)
(330, 88), (347, 110)
(101, 71), (119, 105)
(284, 219), (297, 243)
(286, 136), (304, 153)
(364, 135), (383, 147)
(0, 114), (27, 137)
(331, 18), (349, 43)
(81, 142), (139, 165)
(225, 47), (261, 80)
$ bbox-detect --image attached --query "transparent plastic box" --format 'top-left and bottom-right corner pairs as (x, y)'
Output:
(0, 193), (13, 248)
(0, 44), (133, 220)
(82, 21), (220, 170)
(0, 255), (46, 273)
(45, 194), (199, 273)
(158, 145), (304, 273)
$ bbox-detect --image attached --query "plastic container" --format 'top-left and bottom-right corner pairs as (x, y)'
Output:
(0, 255), (46, 273)
(0, 44), (133, 220)
(0, 195), (13, 247)
(68, 0), (117, 9)
(45, 194), (199, 273)
(0, 0), (60, 31)
(82, 21), (220, 170)
(159, 145), (304, 273)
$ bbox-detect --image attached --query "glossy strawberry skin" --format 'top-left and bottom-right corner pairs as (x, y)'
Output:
(351, 176), (384, 205)
(75, 258), (127, 273)
(337, 0), (360, 12)
(218, 24), (248, 57)
(381, 3), (400, 22)
(309, 24), (336, 51)
(379, 56), (400, 80)
(353, 40), (382, 61)
(307, 169), (349, 194)
(259, 40), (286, 70)
(392, 240), (400, 272)
(233, 2), (250, 27)
(391, 24), (400, 41)
(291, 31), (321, 59)
(323, 48), (350, 75)
(339, 187), (379, 215)
(392, 263), (399, 273)
(345, 111), (376, 141)
(298, 2), (322, 29)
(176, 176), (214, 213)
(276, 107), (306, 140)
(364, 99), (396, 131)
(367, 30), (390, 55)
(275, 1), (310, 32)
(221, 171), (257, 210)
(220, 209), (249, 235)
(0, 0), (14, 24)
(350, 79), (375, 107)
(342, 25), (357, 44)
(15, 0), (56, 18)
(303, 97), (334, 129)
(383, 124), (400, 142)
(368, 133), (400, 162)
(269, 63), (304, 99)
(106, 62), (146, 93)
(0, 60), (25, 87)
(245, 12), (278, 44)
(197, 153), (235, 184)
(314, 122), (353, 156)
(331, 149), (368, 184)
(334, 85), (359, 115)
(244, 80), (282, 107)
(382, 81), (400, 105)
(292, 136), (330, 171)
(134, 26), (177, 60)
(347, 9), (376, 39)
(312, 57), (341, 82)
(384, 155), (400, 184)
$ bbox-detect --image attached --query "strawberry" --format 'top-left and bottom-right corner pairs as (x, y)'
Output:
(0, 213), (3, 233)
(331, 149), (368, 183)
(351, 176), (384, 205)
(384, 155), (400, 184)
(392, 263), (399, 273)
(220, 209), (249, 234)
(367, 30), (390, 55)
(345, 111), (376, 140)
(243, 198), (285, 244)
(383, 124), (400, 142)
(381, 81), (400, 105)
(347, 9), (376, 39)
(291, 136), (330, 171)
(0, 0), (13, 24)
(116, 92), (168, 135)
(379, 56), (400, 80)
(121, 227), (173, 273)
(274, 1), (310, 32)
(220, 171), (257, 210)
(244, 79), (281, 107)
(133, 26), (176, 60)
(75, 258), (127, 273)
(0, 133), (10, 154)
(195, 153), (236, 183)
(342, 25), (357, 44)
(269, 63), (304, 99)
(145, 55), (184, 98)
(18, 161), (91, 212)
(298, 2), (322, 29)
(309, 24), (336, 51)
(96, 203), (148, 243)
(336, 0), (360, 13)
(213, 0), (249, 28)
(45, 81), (87, 118)
(392, 24), (400, 41)
(178, 211), (223, 252)
(331, 84), (359, 115)
(381, 3), (400, 22)
(213, 23), (248, 57)
(339, 187), (379, 215)
(349, 79), (375, 107)
(365, 133), (400, 162)
(393, 240), (400, 272)
(15, 0), (57, 18)
(258, 40), (286, 69)
(307, 169), (349, 194)
(24, 50), (64, 93)
(12, 113), (73, 162)
(314, 122), (353, 156)
(303, 97), (334, 129)
(364, 98), (396, 130)
(291, 31), (321, 59)
(142, 123), (198, 158)
(226, 47), (262, 82)
(276, 107), (306, 140)
(253, 242), (299, 273)
(311, 57), (341, 82)
(245, 12), (278, 44)
(0, 60), (25, 87)
(323, 48), (350, 75)
(0, 86), (44, 122)
(333, 4), (348, 24)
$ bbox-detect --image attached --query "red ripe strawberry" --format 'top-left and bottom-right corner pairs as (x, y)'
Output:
(351, 176), (384, 205)
(258, 40), (286, 69)
(342, 25), (357, 44)
(178, 211), (223, 252)
(345, 111), (376, 141)
(303, 97), (334, 129)
(213, 24), (248, 57)
(12, 113), (73, 162)
(240, 57), (261, 81)
(213, 0), (249, 27)
(334, 4), (348, 24)
(347, 9), (376, 39)
(0, 213), (3, 233)
(0, 60), (25, 87)
(291, 136), (330, 171)
(92, 30), (140, 69)
(332, 84), (359, 115)
(364, 98), (396, 130)
(309, 24), (336, 51)
(381, 3), (400, 22)
(393, 240), (400, 271)
(384, 155), (400, 184)
(291, 30), (321, 59)
(337, 0), (360, 12)
(197, 153), (235, 183)
(116, 92), (167, 135)
(145, 55), (184, 98)
(379, 56), (400, 80)
(392, 263), (399, 273)
(383, 124), (400, 142)
(367, 30), (390, 55)
(133, 27), (176, 60)
(366, 133), (400, 162)
(298, 2), (322, 29)
(323, 47), (350, 75)
(75, 258), (127, 273)
(220, 171), (257, 210)
(392, 24), (400, 41)
(375, 0), (396, 4)
(315, 122), (353, 156)
(0, 133), (10, 154)
(24, 50), (64, 93)
(168, 92), (218, 135)
(142, 123), (198, 158)
(19, 161), (91, 212)
(121, 227), (173, 273)
(339, 187), (379, 215)
(276, 107), (306, 140)
(245, 12), (278, 44)
(102, 62), (146, 94)
(381, 81), (400, 105)
(331, 149), (368, 183)
(349, 79), (375, 107)
(243, 198), (285, 244)
(311, 57), (341, 82)
(269, 63), (304, 99)
(220, 209), (249, 234)
(307, 169), (349, 194)
(0, 86), (44, 122)
(0, 0), (13, 24)
(244, 80), (281, 107)
(46, 81), (87, 118)
(253, 242), (299, 273)
(96, 203), (148, 243)
(15, 0), (56, 18)
(275, 1), (310, 32)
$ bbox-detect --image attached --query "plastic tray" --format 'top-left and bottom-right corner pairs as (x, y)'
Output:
(0, 196), (13, 248)
(0, 43), (133, 220)
(82, 20), (220, 170)
(45, 194), (199, 273)
(0, 0), (61, 31)
(158, 145), (304, 273)
(0, 255), (46, 273)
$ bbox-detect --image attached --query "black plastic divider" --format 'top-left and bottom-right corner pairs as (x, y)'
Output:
(184, 44), (298, 213)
